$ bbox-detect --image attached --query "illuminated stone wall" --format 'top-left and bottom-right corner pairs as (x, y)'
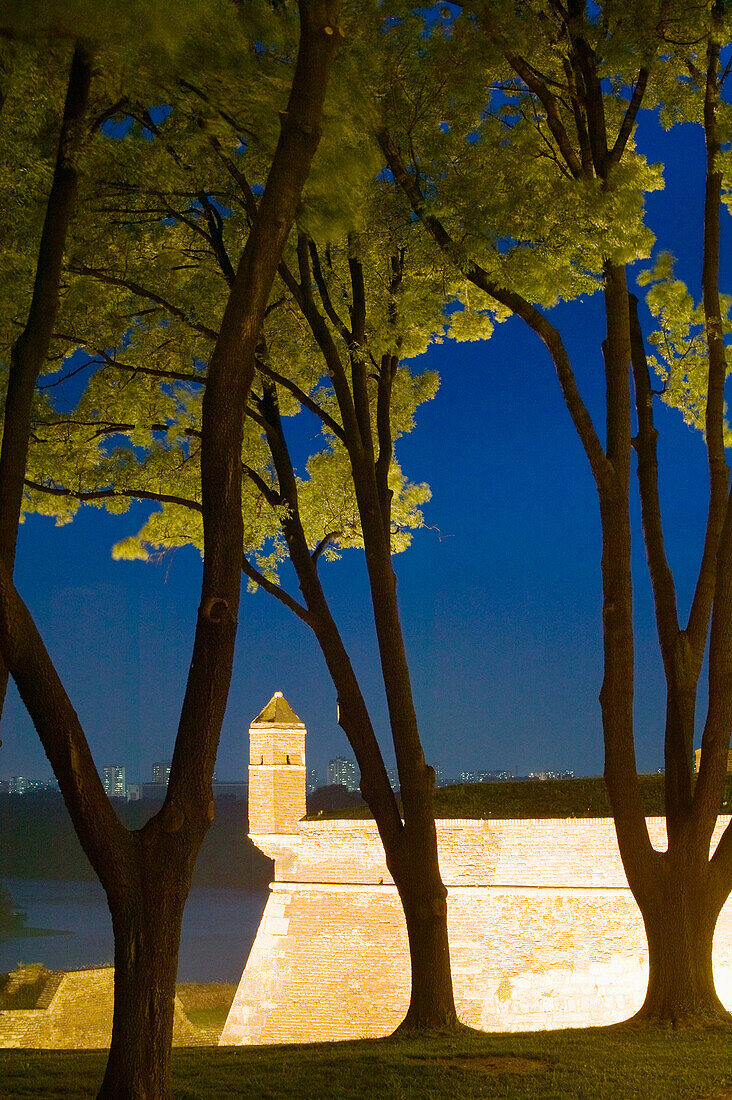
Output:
(248, 692), (307, 836)
(0, 968), (199, 1049)
(221, 815), (732, 1045)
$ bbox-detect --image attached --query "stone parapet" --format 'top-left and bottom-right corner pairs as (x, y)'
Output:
(257, 815), (728, 888)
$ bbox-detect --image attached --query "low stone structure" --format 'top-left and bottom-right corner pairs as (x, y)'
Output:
(0, 965), (199, 1049)
(221, 693), (732, 1045)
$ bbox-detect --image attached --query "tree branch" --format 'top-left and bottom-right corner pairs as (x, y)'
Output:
(255, 358), (345, 441)
(241, 555), (312, 625)
(312, 530), (341, 565)
(279, 250), (362, 455)
(242, 463), (281, 507)
(691, 25), (732, 848)
(375, 354), (397, 539)
(0, 42), (93, 721)
(198, 190), (236, 286)
(207, 134), (259, 222)
(0, 557), (128, 882)
(308, 239), (352, 342)
(687, 30), (730, 660)
(629, 293), (679, 650)
(92, 348), (207, 386)
(378, 127), (612, 492)
(608, 69), (649, 168)
(504, 50), (584, 178)
(24, 479), (202, 511)
(67, 263), (219, 341)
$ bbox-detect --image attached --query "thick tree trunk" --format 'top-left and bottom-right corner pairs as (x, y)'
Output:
(98, 872), (187, 1100)
(634, 860), (730, 1026)
(0, 42), (92, 718)
(396, 868), (455, 1030)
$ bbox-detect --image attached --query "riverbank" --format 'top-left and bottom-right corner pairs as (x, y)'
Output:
(1, 926), (67, 939)
(1, 1025), (731, 1099)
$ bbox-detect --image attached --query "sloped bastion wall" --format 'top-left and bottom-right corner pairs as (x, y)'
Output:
(0, 967), (198, 1048)
(220, 694), (732, 1045)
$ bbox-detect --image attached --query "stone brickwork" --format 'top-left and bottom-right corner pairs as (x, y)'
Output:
(0, 967), (199, 1049)
(248, 692), (307, 835)
(222, 817), (732, 1045)
(221, 697), (732, 1045)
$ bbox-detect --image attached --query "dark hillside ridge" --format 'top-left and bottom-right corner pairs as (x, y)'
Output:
(307, 774), (732, 820)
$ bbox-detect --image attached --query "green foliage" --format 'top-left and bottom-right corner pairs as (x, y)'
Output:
(9, 0), (729, 612)
(378, 1), (667, 308)
(14, 31), (506, 593)
(638, 252), (732, 438)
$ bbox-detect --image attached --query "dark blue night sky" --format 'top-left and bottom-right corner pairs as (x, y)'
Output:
(0, 109), (724, 788)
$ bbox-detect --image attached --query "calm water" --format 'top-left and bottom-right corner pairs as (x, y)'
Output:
(0, 878), (267, 983)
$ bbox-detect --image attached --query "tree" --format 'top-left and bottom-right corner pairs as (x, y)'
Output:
(21, 136), (500, 1026)
(380, 0), (732, 1025)
(0, 2), (342, 1095)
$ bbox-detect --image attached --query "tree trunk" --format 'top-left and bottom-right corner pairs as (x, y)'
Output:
(634, 858), (730, 1026)
(97, 849), (191, 1100)
(396, 867), (455, 1030)
(256, 373), (458, 1032)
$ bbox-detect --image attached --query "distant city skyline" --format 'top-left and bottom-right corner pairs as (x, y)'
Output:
(1, 727), (596, 792)
(0, 759), (587, 794)
(3, 710), (595, 792)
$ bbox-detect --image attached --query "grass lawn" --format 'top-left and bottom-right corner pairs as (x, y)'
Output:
(176, 983), (238, 1034)
(1, 1025), (731, 1099)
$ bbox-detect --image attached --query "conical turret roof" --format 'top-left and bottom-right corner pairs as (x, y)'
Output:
(250, 691), (305, 728)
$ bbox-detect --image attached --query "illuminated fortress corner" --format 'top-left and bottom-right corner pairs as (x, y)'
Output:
(221, 695), (732, 1045)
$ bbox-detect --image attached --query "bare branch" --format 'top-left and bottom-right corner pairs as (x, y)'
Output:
(241, 555), (312, 625)
(255, 358), (345, 441)
(312, 530), (341, 565)
(308, 239), (352, 342)
(609, 69), (650, 168)
(24, 478), (201, 511)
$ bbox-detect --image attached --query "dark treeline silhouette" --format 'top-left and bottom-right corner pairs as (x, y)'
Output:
(0, 792), (271, 889)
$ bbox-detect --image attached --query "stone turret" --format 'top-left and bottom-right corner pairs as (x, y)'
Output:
(248, 691), (306, 835)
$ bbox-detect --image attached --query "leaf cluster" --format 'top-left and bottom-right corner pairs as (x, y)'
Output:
(638, 252), (732, 440)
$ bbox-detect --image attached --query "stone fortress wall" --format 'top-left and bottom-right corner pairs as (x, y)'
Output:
(221, 694), (732, 1045)
(0, 967), (199, 1048)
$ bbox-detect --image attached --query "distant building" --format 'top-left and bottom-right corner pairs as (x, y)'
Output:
(126, 783), (142, 801)
(103, 766), (126, 800)
(5, 777), (57, 795)
(433, 763), (443, 787)
(152, 761), (172, 787)
(327, 756), (358, 792)
(307, 768), (319, 794)
(386, 767), (399, 792)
